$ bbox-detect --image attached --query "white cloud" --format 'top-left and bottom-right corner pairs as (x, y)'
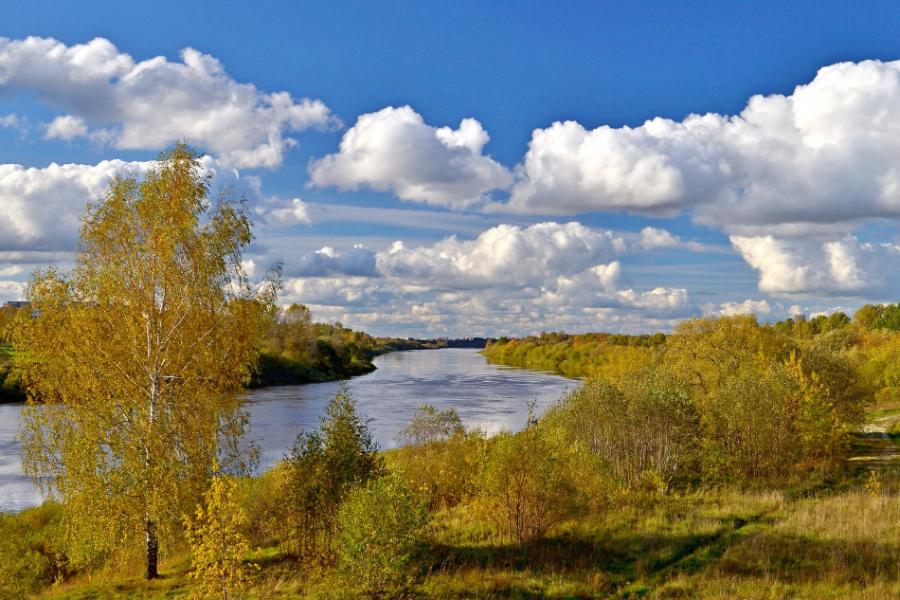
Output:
(277, 222), (701, 336)
(309, 106), (513, 208)
(0, 280), (25, 300)
(0, 159), (149, 251)
(44, 114), (87, 140)
(708, 299), (773, 318)
(0, 155), (283, 253)
(541, 262), (695, 317)
(635, 226), (707, 252)
(265, 199), (311, 226)
(0, 265), (24, 277)
(375, 221), (625, 289)
(639, 226), (682, 249)
(499, 60), (900, 237)
(731, 234), (900, 298)
(0, 36), (337, 168)
(0, 114), (21, 128)
(506, 118), (716, 215)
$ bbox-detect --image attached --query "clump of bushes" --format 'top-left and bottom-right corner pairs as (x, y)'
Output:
(0, 502), (68, 600)
(337, 471), (428, 598)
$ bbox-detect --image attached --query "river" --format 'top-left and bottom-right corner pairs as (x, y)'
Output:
(0, 349), (575, 512)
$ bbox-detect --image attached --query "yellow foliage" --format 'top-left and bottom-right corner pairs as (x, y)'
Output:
(866, 471), (882, 497)
(14, 143), (277, 578)
(185, 474), (256, 600)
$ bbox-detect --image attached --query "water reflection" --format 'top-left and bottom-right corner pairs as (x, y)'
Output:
(0, 404), (42, 511)
(0, 349), (575, 512)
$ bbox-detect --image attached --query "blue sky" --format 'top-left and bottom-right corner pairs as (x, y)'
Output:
(2, 1), (900, 336)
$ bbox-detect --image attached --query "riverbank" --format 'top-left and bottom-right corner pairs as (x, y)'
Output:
(0, 339), (444, 404)
(0, 349), (24, 403)
(0, 349), (575, 513)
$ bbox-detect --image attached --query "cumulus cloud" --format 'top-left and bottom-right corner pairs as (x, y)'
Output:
(0, 154), (291, 253)
(731, 234), (900, 297)
(375, 221), (625, 289)
(0, 36), (337, 168)
(500, 60), (900, 237)
(44, 115), (88, 140)
(0, 280), (25, 299)
(277, 221), (700, 336)
(308, 106), (513, 208)
(540, 261), (695, 317)
(636, 226), (707, 252)
(708, 299), (774, 318)
(283, 276), (387, 307)
(0, 159), (149, 251)
(263, 198), (312, 226)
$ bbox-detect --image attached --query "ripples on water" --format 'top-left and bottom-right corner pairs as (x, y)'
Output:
(1, 348), (575, 512)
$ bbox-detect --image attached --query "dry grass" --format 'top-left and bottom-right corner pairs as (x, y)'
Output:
(646, 488), (900, 599)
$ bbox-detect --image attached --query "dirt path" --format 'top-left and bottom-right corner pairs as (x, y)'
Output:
(847, 412), (900, 467)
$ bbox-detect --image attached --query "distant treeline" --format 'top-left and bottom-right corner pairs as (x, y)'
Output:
(250, 304), (441, 387)
(482, 331), (667, 378)
(482, 303), (900, 382)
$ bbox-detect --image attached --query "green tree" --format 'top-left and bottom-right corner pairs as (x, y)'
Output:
(280, 383), (383, 564)
(854, 304), (885, 330)
(392, 404), (481, 510)
(872, 303), (900, 331)
(263, 303), (314, 363)
(663, 315), (792, 399)
(15, 143), (277, 579)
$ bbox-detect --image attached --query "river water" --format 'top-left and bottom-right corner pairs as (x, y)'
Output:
(0, 349), (575, 512)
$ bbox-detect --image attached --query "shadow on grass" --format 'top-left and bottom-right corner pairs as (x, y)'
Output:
(422, 515), (900, 598)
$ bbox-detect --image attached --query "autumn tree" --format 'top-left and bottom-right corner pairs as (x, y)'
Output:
(15, 143), (278, 579)
(185, 472), (255, 600)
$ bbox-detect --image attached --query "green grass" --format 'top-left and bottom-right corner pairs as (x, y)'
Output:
(865, 406), (900, 422)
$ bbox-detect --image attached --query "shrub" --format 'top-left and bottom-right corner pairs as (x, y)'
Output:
(337, 471), (428, 599)
(390, 404), (484, 510)
(544, 375), (699, 490)
(0, 502), (67, 599)
(279, 384), (383, 564)
(482, 419), (580, 544)
(185, 474), (255, 600)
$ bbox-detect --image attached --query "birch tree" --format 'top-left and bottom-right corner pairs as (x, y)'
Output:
(15, 143), (278, 579)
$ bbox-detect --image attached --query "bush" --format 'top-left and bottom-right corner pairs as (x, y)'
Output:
(544, 375), (699, 491)
(337, 471), (428, 599)
(390, 404), (484, 510)
(278, 383), (383, 565)
(0, 502), (67, 599)
(482, 419), (580, 544)
(185, 474), (254, 600)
